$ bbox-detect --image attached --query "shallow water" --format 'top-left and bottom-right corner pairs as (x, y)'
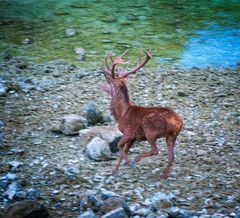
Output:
(0, 0), (240, 69)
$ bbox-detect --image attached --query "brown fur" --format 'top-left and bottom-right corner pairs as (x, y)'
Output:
(102, 51), (183, 179)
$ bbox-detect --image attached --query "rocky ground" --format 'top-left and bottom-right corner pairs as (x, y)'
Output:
(0, 56), (239, 218)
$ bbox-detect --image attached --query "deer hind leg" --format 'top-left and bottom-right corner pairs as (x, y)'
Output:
(160, 134), (177, 179)
(112, 137), (134, 174)
(134, 136), (158, 162)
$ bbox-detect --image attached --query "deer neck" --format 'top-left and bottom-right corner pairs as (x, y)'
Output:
(110, 87), (130, 122)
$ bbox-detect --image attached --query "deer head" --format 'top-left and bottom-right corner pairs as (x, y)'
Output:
(101, 50), (152, 97)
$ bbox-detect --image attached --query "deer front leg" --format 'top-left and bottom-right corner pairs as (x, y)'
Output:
(112, 137), (133, 174)
(112, 143), (132, 174)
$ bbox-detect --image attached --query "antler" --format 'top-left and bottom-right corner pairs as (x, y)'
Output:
(103, 50), (152, 79)
(103, 51), (129, 79)
(119, 50), (152, 78)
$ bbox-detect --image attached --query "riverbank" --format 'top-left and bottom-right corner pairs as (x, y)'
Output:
(0, 56), (239, 218)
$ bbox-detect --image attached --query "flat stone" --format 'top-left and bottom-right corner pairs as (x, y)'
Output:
(51, 114), (88, 135)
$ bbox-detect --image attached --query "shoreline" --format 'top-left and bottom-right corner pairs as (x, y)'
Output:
(0, 56), (239, 218)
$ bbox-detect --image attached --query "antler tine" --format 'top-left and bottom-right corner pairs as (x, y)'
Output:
(110, 50), (130, 78)
(103, 52), (116, 78)
(119, 49), (152, 78)
(120, 50), (128, 57)
(103, 50), (133, 79)
(109, 52), (114, 64)
(104, 53), (110, 70)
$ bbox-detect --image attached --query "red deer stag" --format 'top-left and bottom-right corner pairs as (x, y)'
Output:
(101, 50), (183, 179)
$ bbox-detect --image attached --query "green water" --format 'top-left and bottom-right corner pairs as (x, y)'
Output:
(0, 0), (240, 68)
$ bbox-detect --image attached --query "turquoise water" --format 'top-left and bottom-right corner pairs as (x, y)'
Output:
(0, 0), (240, 68)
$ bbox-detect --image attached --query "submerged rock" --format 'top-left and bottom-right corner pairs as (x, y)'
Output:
(22, 38), (32, 45)
(74, 48), (86, 61)
(65, 28), (76, 37)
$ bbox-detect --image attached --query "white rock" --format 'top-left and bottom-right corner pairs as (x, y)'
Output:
(74, 47), (86, 55)
(79, 126), (122, 152)
(74, 48), (86, 61)
(86, 137), (112, 161)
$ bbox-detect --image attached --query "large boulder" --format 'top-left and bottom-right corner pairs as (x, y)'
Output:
(51, 114), (88, 135)
(79, 126), (122, 152)
(82, 102), (108, 125)
(0, 200), (49, 218)
(86, 137), (112, 161)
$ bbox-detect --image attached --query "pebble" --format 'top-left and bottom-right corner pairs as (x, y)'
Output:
(64, 166), (81, 177)
(27, 188), (41, 199)
(22, 38), (31, 44)
(8, 161), (23, 171)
